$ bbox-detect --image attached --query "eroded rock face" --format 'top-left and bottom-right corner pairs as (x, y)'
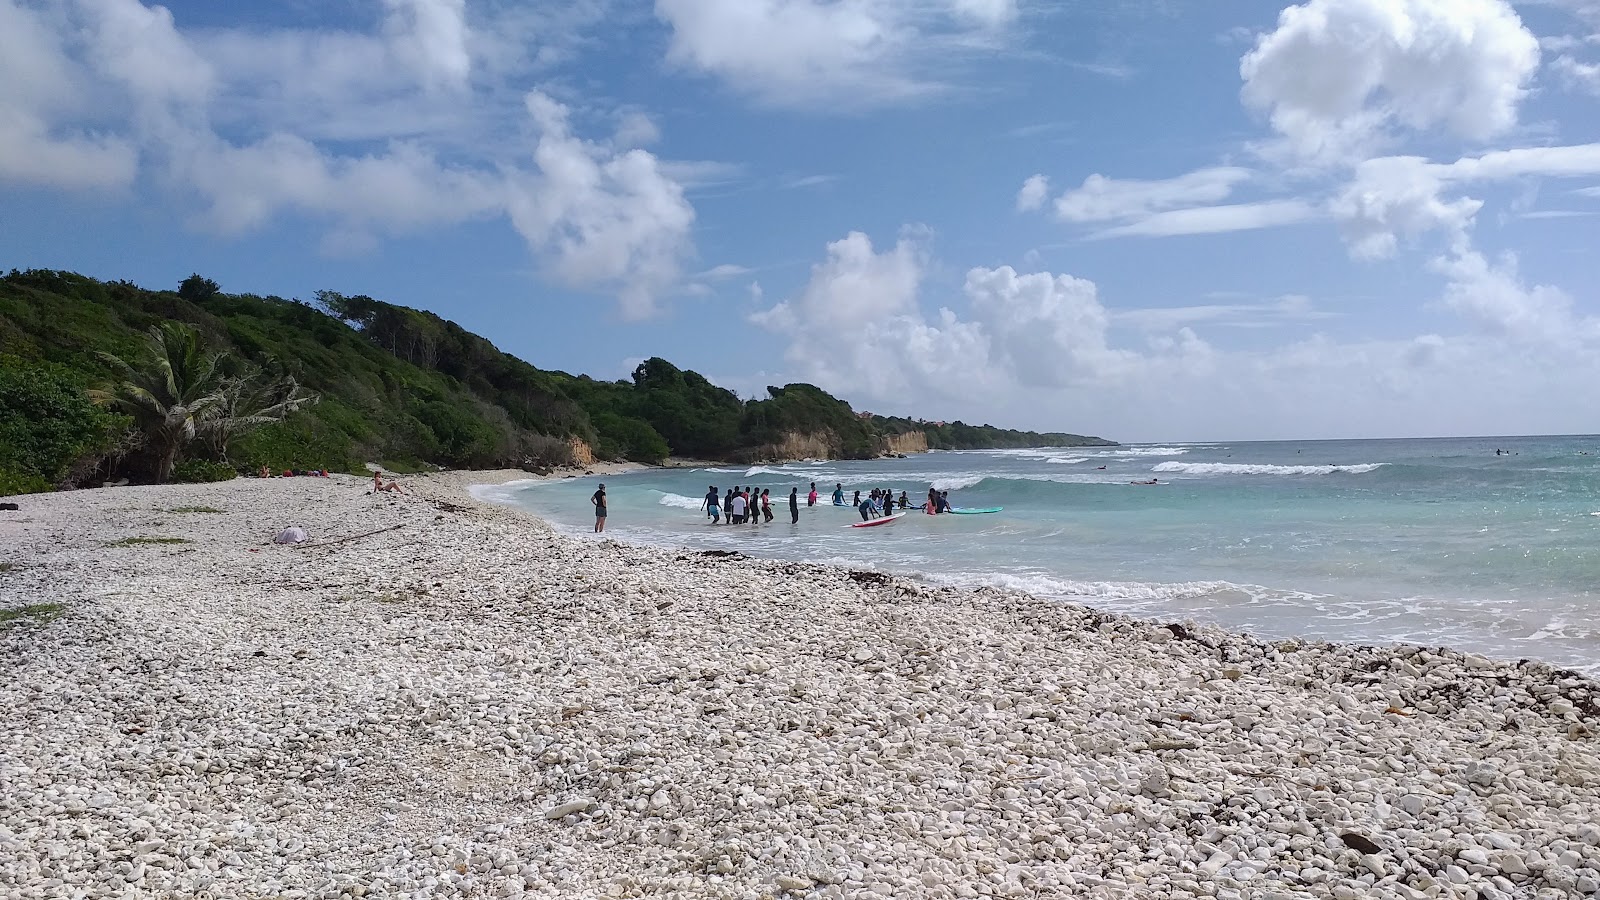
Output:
(1, 474), (1598, 899)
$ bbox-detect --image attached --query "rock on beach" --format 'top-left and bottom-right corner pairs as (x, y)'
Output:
(2, 471), (1599, 899)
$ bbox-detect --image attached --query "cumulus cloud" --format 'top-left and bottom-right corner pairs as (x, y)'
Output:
(1015, 174), (1049, 212)
(1240, 0), (1541, 164)
(751, 229), (1204, 409)
(654, 0), (1019, 107)
(1329, 144), (1600, 257)
(1432, 247), (1599, 344)
(504, 92), (695, 320)
(0, 0), (698, 316)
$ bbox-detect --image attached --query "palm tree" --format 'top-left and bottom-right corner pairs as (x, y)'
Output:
(90, 324), (226, 483)
(206, 365), (318, 462)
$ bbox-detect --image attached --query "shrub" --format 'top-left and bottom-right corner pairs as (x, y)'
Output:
(0, 467), (51, 497)
(0, 360), (123, 492)
(172, 459), (237, 483)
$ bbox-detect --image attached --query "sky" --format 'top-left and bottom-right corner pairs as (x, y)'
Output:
(2, 0), (1600, 442)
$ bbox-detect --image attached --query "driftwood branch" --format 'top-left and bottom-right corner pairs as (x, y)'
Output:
(288, 524), (406, 550)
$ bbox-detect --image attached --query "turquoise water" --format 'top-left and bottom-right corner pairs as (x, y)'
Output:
(476, 436), (1600, 674)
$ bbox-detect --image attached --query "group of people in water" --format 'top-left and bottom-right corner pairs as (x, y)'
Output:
(693, 480), (961, 525)
(702, 484), (798, 525)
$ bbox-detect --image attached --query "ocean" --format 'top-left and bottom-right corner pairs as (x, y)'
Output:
(474, 435), (1600, 675)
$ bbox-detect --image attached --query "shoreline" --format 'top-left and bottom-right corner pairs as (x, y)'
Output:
(2, 473), (1597, 897)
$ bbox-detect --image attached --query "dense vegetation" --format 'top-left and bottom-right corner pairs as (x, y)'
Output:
(0, 269), (1113, 491)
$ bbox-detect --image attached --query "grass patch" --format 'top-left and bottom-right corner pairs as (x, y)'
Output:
(0, 603), (63, 627)
(105, 536), (193, 547)
(164, 506), (224, 514)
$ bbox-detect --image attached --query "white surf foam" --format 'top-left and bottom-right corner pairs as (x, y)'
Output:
(656, 492), (707, 510)
(1153, 462), (1385, 476)
(1046, 457), (1090, 465)
(932, 474), (988, 491)
(1106, 447), (1191, 457)
(467, 479), (543, 506)
(924, 571), (1281, 605)
(744, 465), (794, 477)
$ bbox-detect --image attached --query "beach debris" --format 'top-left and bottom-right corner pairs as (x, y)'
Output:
(274, 526), (308, 544)
(542, 798), (594, 820)
(1339, 832), (1383, 855)
(849, 570), (890, 586)
(699, 549), (745, 559)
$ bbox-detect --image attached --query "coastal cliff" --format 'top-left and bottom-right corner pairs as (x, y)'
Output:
(882, 430), (929, 456)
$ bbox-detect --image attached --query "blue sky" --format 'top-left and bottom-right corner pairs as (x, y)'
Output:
(3, 0), (1599, 442)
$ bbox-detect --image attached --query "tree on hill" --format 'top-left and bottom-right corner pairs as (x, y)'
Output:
(90, 323), (317, 482)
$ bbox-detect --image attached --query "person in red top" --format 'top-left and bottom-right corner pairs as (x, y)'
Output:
(761, 489), (773, 523)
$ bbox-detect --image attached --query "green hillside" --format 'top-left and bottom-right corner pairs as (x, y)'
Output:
(0, 269), (1113, 491)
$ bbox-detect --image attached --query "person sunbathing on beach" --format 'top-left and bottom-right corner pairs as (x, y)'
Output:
(373, 472), (404, 493)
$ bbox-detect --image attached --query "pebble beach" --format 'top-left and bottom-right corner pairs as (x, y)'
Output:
(2, 471), (1599, 900)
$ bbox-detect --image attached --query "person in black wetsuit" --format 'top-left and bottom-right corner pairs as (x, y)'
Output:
(789, 487), (800, 524)
(591, 484), (607, 532)
(722, 487), (734, 523)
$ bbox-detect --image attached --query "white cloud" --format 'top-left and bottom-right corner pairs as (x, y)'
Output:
(0, 0), (698, 317)
(1330, 156), (1482, 259)
(654, 0), (1018, 108)
(963, 266), (1136, 387)
(1432, 247), (1598, 343)
(1552, 54), (1600, 93)
(752, 230), (1202, 409)
(1116, 295), (1335, 331)
(504, 91), (695, 320)
(949, 0), (1018, 27)
(0, 0), (138, 188)
(1330, 144), (1600, 257)
(1094, 200), (1319, 239)
(381, 0), (472, 91)
(747, 229), (1600, 441)
(1241, 0), (1541, 164)
(1054, 167), (1251, 222)
(698, 264), (754, 280)
(1015, 174), (1049, 212)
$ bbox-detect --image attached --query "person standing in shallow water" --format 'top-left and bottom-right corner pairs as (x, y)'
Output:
(790, 487), (800, 524)
(703, 484), (721, 525)
(762, 488), (774, 523)
(808, 482), (818, 507)
(591, 483), (607, 533)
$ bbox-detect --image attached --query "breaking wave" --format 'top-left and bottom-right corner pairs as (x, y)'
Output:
(656, 492), (707, 510)
(1153, 462), (1386, 476)
(932, 474), (988, 491)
